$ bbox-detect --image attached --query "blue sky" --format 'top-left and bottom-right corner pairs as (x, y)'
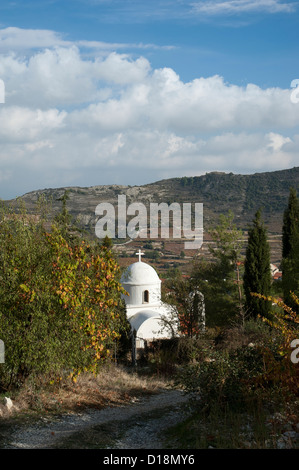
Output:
(0, 0), (299, 199)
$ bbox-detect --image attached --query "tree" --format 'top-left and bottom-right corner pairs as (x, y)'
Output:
(209, 211), (244, 272)
(282, 187), (299, 311)
(243, 210), (272, 318)
(282, 187), (299, 259)
(164, 272), (205, 338)
(208, 210), (246, 324)
(189, 211), (247, 327)
(55, 190), (72, 236)
(0, 203), (126, 388)
(192, 259), (236, 327)
(101, 235), (113, 250)
(251, 291), (299, 397)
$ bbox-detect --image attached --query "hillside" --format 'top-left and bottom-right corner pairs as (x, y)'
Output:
(4, 166), (299, 269)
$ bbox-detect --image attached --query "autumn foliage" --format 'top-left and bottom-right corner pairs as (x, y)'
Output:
(251, 292), (299, 397)
(0, 205), (127, 389)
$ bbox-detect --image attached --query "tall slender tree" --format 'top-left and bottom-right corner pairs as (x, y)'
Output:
(282, 187), (299, 310)
(243, 209), (272, 318)
(208, 210), (245, 324)
(282, 187), (299, 259)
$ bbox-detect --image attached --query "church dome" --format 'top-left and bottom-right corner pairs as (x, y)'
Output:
(121, 261), (161, 286)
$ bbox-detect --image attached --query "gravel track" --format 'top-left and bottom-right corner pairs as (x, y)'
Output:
(2, 389), (192, 449)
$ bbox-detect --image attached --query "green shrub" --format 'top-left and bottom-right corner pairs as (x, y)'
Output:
(177, 345), (265, 411)
(0, 206), (126, 389)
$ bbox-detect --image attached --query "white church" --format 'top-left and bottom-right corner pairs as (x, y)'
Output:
(121, 250), (175, 348)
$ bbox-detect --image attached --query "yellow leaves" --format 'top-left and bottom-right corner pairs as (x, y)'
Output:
(19, 283), (36, 302)
(252, 290), (299, 396)
(70, 373), (78, 384)
(19, 283), (30, 293)
(47, 227), (124, 373)
(49, 376), (62, 385)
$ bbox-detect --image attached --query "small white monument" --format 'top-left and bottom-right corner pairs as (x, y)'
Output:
(121, 250), (175, 348)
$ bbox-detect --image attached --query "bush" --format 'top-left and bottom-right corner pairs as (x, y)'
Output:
(0, 206), (126, 389)
(178, 345), (265, 411)
(177, 305), (299, 416)
(214, 317), (273, 351)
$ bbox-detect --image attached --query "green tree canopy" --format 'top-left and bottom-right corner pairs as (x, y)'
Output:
(243, 209), (272, 318)
(164, 271), (205, 338)
(282, 187), (299, 259)
(0, 203), (126, 389)
(282, 187), (299, 311)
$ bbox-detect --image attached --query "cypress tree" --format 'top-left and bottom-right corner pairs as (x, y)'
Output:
(282, 187), (299, 311)
(243, 209), (271, 317)
(282, 187), (299, 259)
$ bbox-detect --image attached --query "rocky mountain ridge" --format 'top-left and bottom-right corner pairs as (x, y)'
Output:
(6, 166), (299, 235)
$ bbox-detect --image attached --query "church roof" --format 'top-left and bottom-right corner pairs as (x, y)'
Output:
(121, 260), (161, 286)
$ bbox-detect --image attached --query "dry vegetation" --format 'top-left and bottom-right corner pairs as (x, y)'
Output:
(0, 365), (170, 420)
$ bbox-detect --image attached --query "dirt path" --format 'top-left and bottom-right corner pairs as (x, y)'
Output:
(1, 389), (192, 449)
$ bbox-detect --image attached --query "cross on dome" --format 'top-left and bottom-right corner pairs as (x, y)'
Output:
(136, 249), (144, 262)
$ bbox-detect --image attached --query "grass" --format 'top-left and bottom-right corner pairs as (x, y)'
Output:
(0, 363), (171, 420)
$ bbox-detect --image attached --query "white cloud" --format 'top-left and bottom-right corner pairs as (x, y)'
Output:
(0, 27), (70, 51)
(191, 0), (296, 16)
(1, 46), (152, 108)
(266, 132), (292, 151)
(0, 107), (66, 143)
(0, 27), (174, 54)
(0, 27), (299, 198)
(60, 69), (299, 134)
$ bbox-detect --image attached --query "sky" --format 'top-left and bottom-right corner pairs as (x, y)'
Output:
(0, 0), (299, 199)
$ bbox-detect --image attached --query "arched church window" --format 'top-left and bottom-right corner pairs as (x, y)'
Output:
(143, 290), (149, 303)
